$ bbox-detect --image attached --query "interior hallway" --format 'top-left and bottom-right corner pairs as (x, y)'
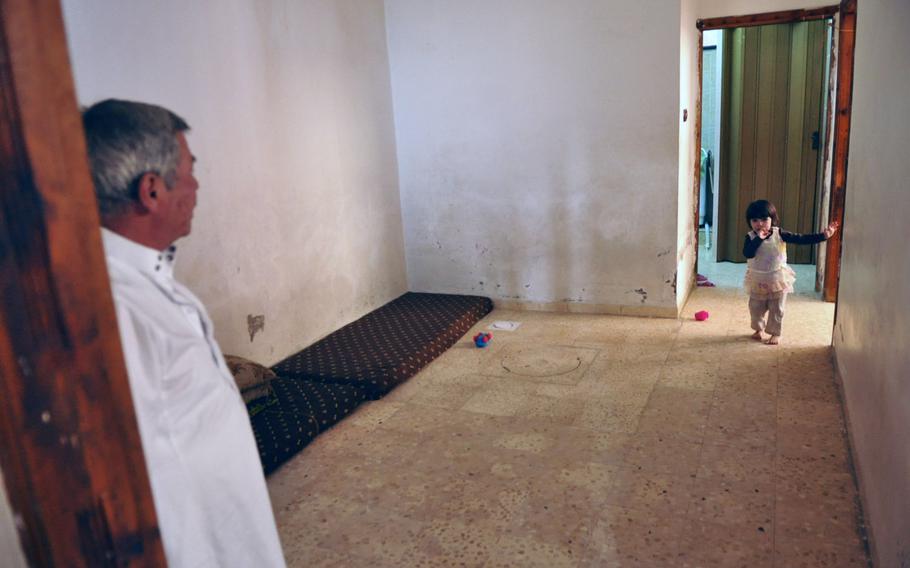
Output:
(266, 285), (869, 567)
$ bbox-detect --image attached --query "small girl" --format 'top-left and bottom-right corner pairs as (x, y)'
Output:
(742, 199), (838, 345)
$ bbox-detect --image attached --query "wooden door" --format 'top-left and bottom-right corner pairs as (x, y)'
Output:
(0, 0), (165, 564)
(717, 20), (829, 263)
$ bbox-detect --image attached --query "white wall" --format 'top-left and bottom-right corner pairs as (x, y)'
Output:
(677, 0), (698, 311)
(386, 0), (681, 315)
(833, 0), (910, 565)
(62, 0), (407, 364)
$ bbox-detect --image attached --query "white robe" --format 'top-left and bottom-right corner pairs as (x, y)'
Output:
(101, 228), (285, 568)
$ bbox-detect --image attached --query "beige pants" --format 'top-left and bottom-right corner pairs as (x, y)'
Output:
(749, 293), (787, 336)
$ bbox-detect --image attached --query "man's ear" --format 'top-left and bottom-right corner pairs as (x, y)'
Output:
(136, 172), (161, 212)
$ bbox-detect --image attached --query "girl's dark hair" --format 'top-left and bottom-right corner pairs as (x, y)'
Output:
(745, 199), (780, 227)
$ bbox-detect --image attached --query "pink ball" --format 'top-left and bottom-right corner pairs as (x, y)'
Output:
(694, 310), (709, 321)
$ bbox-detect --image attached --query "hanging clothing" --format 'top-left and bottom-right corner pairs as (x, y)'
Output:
(703, 150), (714, 226)
(102, 228), (285, 568)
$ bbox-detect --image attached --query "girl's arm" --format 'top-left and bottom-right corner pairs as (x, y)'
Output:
(780, 221), (839, 245)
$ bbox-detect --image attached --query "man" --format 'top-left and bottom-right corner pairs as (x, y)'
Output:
(82, 99), (285, 567)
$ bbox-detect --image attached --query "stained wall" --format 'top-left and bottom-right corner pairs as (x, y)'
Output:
(385, 0), (682, 315)
(61, 0), (407, 363)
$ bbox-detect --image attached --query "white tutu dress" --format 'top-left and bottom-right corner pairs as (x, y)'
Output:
(743, 227), (796, 299)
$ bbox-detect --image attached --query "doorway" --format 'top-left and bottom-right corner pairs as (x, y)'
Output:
(694, 4), (854, 302)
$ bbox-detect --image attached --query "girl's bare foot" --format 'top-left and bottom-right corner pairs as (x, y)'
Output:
(751, 330), (763, 341)
(766, 335), (780, 345)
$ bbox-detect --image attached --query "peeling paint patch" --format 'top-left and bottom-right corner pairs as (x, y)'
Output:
(631, 288), (648, 303)
(657, 249), (672, 257)
(247, 314), (265, 342)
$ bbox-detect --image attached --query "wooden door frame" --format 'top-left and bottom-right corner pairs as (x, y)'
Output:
(694, 0), (856, 305)
(0, 0), (165, 564)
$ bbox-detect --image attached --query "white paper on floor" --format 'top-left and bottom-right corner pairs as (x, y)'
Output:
(489, 321), (521, 331)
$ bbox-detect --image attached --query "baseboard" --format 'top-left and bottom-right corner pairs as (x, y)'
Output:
(492, 299), (678, 319)
(832, 354), (878, 568)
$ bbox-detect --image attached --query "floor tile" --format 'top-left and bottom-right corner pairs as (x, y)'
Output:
(696, 440), (775, 484)
(675, 518), (773, 567)
(583, 506), (684, 567)
(686, 477), (775, 531)
(487, 343), (599, 385)
(602, 467), (695, 515)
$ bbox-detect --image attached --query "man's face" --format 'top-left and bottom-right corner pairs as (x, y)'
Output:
(156, 132), (198, 243)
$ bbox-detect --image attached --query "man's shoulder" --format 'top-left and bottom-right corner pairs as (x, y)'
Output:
(105, 258), (176, 323)
(106, 257), (212, 342)
(106, 257), (154, 300)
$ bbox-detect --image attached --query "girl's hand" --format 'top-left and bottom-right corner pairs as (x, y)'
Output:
(757, 228), (771, 239)
(824, 221), (840, 238)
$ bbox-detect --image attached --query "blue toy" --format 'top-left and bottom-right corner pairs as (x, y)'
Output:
(473, 332), (492, 348)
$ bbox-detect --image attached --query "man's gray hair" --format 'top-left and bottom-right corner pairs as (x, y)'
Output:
(82, 99), (190, 218)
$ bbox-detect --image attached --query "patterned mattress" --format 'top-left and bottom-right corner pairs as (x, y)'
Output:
(271, 292), (494, 399)
(249, 377), (367, 475)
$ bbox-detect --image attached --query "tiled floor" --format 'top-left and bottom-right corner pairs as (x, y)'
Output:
(268, 286), (870, 567)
